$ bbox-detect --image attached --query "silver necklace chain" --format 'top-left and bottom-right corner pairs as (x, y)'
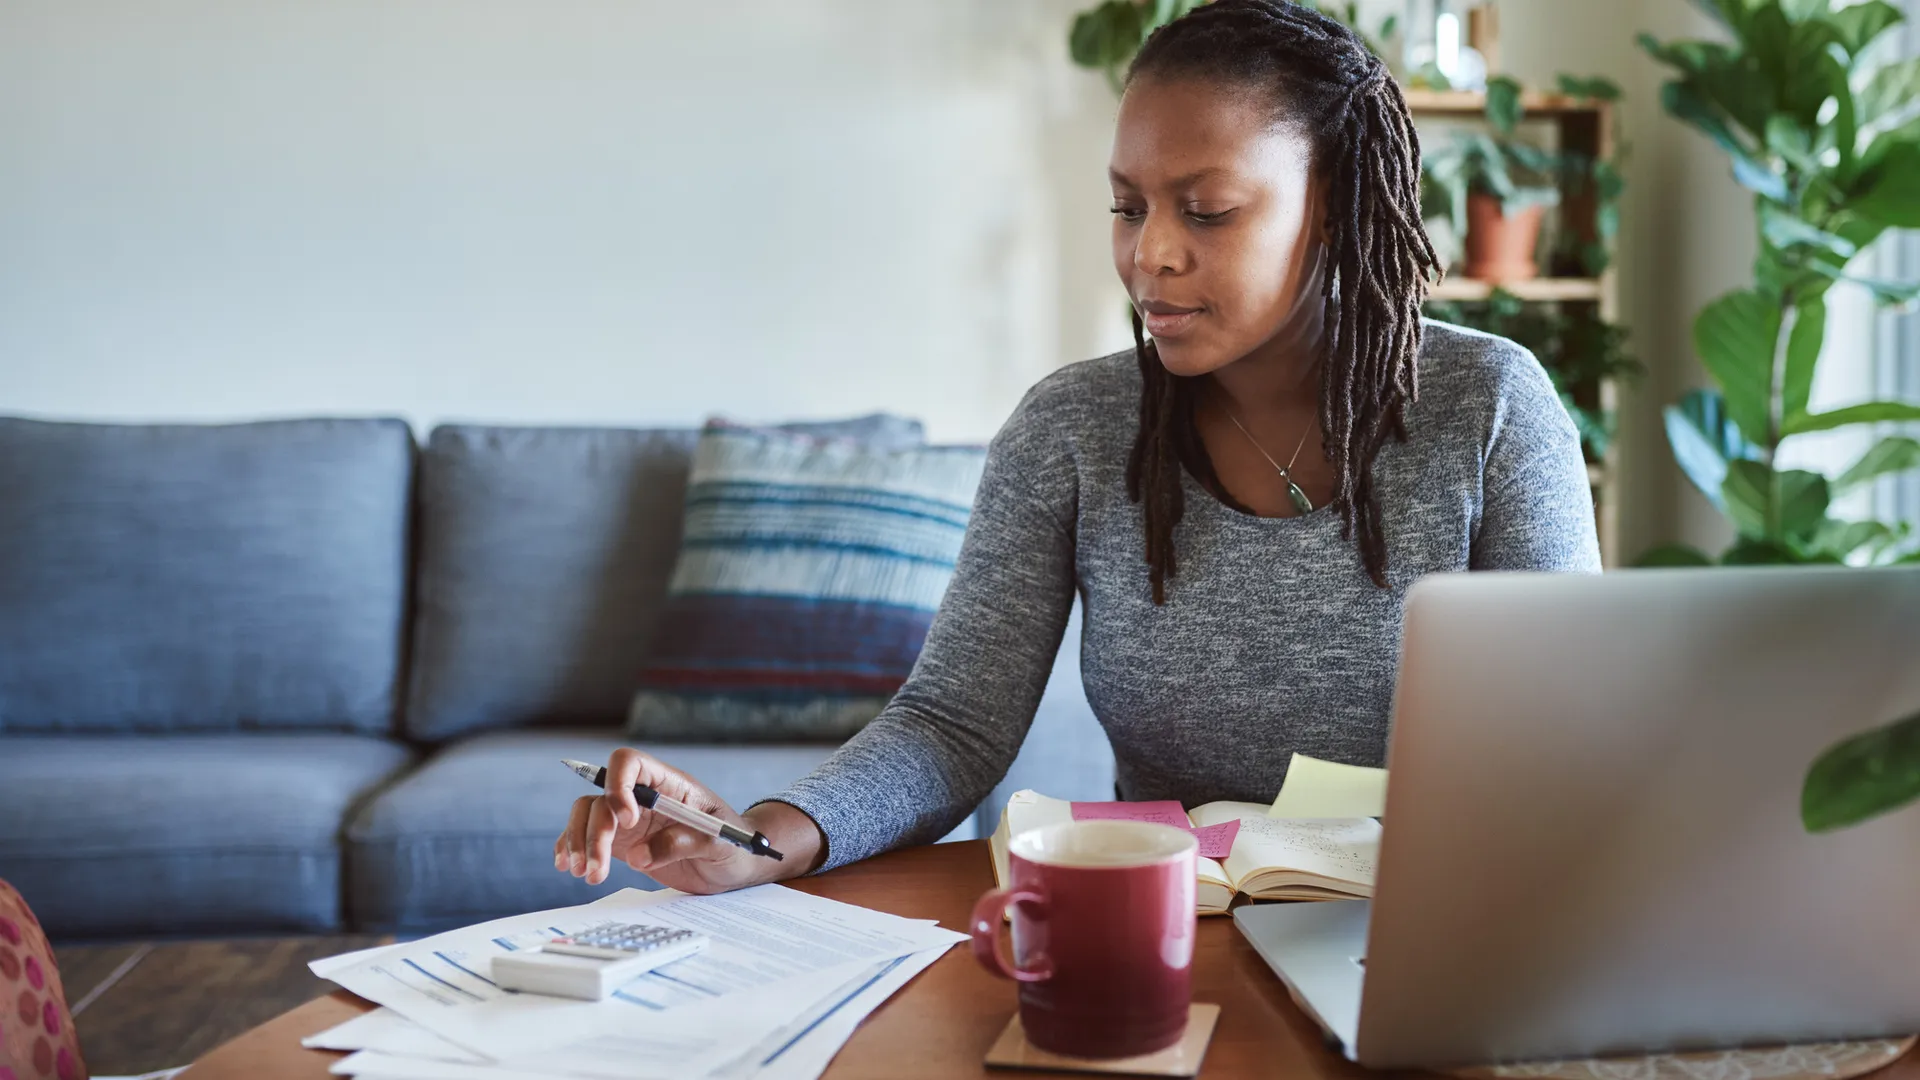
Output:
(1223, 408), (1313, 480)
(1217, 385), (1318, 515)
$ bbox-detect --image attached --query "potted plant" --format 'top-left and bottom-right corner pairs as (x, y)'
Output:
(1068, 0), (1394, 92)
(1422, 77), (1563, 282)
(1638, 0), (1920, 833)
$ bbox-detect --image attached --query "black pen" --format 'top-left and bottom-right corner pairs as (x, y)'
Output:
(561, 759), (784, 861)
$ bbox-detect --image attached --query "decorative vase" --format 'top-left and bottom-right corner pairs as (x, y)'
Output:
(1462, 192), (1545, 282)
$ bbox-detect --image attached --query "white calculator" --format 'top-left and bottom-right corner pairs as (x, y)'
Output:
(491, 921), (709, 1001)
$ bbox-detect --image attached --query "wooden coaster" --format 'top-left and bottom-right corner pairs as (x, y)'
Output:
(1443, 1034), (1917, 1080)
(984, 1003), (1221, 1077)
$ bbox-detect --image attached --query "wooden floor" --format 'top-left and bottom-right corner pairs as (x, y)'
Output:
(54, 936), (391, 1076)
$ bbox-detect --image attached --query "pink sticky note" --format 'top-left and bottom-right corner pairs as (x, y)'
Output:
(1069, 801), (1241, 860)
(1070, 800), (1191, 829)
(1191, 819), (1240, 860)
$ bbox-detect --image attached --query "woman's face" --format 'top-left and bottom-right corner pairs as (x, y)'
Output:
(1109, 76), (1325, 379)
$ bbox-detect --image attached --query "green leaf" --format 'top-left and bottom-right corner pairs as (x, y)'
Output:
(1694, 289), (1783, 445)
(1857, 58), (1920, 127)
(1785, 400), (1920, 434)
(1782, 294), (1826, 425)
(1834, 71), (1859, 174)
(1765, 115), (1821, 172)
(1664, 390), (1758, 508)
(1808, 518), (1895, 558)
(1780, 0), (1829, 20)
(1803, 707), (1920, 832)
(1720, 536), (1810, 563)
(1069, 0), (1144, 73)
(1829, 0), (1903, 55)
(1485, 75), (1524, 135)
(1657, 80), (1748, 158)
(1636, 543), (1716, 567)
(1761, 205), (1858, 257)
(1749, 6), (1845, 126)
(1853, 142), (1920, 227)
(1722, 460), (1773, 536)
(1557, 74), (1622, 101)
(1835, 435), (1920, 492)
(1777, 469), (1834, 538)
(1732, 154), (1793, 202)
(1722, 461), (1830, 540)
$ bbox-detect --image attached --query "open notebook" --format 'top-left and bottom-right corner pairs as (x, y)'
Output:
(988, 790), (1382, 916)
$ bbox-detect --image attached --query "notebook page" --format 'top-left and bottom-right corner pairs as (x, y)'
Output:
(1189, 802), (1381, 889)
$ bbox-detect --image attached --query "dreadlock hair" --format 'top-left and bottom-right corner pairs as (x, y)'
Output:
(1121, 0), (1440, 602)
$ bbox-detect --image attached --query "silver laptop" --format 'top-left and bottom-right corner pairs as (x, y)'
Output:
(1237, 567), (1920, 1069)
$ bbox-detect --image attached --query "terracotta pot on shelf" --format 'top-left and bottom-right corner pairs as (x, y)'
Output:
(1462, 192), (1547, 282)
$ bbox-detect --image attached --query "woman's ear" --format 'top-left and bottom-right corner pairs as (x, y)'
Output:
(1309, 170), (1333, 246)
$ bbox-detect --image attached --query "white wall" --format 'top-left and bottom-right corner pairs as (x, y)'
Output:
(0, 0), (1130, 441)
(3, 0), (1881, 550)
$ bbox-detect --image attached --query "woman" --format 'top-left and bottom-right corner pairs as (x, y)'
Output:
(555, 0), (1599, 894)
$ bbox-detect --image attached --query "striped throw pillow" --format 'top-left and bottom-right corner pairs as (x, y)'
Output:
(627, 422), (987, 741)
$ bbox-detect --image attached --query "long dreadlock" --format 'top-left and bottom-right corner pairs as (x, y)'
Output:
(1121, 0), (1440, 601)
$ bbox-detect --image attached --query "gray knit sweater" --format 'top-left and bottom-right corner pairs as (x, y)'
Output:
(768, 321), (1601, 871)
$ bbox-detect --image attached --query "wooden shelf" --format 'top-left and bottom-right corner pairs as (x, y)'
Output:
(1400, 89), (1604, 117)
(1427, 277), (1604, 302)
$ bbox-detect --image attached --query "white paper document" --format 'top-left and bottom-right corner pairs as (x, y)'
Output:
(322, 943), (949, 1080)
(304, 1007), (483, 1063)
(321, 885), (961, 1077)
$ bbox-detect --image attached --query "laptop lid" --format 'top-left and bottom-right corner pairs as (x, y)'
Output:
(1354, 567), (1920, 1069)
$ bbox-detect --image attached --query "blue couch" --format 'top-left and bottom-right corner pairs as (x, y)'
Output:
(0, 416), (1115, 938)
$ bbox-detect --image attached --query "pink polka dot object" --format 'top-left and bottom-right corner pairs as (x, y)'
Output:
(0, 882), (84, 1080)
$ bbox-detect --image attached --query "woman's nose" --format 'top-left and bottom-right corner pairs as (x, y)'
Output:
(1132, 210), (1186, 276)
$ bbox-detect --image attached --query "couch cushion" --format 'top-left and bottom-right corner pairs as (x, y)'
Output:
(403, 416), (924, 743)
(0, 734), (413, 936)
(0, 417), (414, 734)
(628, 424), (987, 742)
(344, 729), (844, 931)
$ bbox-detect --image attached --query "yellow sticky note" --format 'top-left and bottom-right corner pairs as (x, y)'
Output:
(1268, 752), (1388, 819)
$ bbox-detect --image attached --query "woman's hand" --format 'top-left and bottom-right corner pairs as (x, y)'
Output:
(553, 747), (823, 895)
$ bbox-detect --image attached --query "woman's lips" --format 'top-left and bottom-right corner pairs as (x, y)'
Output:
(1141, 306), (1203, 339)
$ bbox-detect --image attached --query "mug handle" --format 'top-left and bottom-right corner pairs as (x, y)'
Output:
(970, 888), (1054, 983)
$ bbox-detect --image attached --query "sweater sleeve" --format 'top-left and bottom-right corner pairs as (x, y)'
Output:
(1469, 342), (1604, 573)
(757, 391), (1079, 871)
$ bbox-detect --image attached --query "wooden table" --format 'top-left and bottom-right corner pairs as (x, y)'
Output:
(176, 840), (1920, 1080)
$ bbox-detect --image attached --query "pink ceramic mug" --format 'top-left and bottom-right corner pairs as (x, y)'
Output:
(970, 820), (1198, 1058)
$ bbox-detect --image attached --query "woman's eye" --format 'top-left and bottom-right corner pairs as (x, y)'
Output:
(1109, 206), (1146, 223)
(1186, 209), (1231, 224)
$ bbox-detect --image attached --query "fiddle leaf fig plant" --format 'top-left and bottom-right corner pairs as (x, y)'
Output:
(1637, 0), (1920, 572)
(1639, 0), (1920, 835)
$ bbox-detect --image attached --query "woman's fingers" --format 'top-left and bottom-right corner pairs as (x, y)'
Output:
(556, 796), (594, 875)
(603, 747), (649, 829)
(640, 823), (721, 874)
(585, 795), (620, 884)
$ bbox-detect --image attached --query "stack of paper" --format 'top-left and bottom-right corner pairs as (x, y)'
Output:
(302, 884), (964, 1080)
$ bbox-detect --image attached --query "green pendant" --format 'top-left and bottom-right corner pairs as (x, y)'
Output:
(1286, 480), (1314, 515)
